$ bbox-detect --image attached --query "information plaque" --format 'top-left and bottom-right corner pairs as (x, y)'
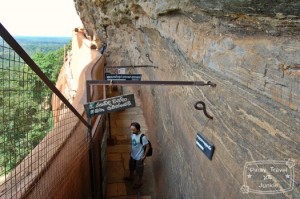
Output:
(84, 94), (136, 116)
(105, 74), (142, 81)
(196, 132), (215, 160)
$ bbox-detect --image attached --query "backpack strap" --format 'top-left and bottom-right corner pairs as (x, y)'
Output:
(140, 134), (145, 145)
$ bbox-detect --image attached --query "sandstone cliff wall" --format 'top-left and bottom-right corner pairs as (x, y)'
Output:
(75, 1), (300, 198)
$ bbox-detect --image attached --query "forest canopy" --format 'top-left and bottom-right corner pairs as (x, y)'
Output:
(0, 37), (71, 175)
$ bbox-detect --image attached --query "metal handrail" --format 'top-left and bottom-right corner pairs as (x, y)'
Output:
(87, 80), (217, 87)
(0, 23), (89, 127)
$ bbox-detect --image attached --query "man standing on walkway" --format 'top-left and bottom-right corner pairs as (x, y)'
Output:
(124, 122), (150, 189)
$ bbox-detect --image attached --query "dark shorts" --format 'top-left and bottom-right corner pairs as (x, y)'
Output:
(129, 157), (144, 176)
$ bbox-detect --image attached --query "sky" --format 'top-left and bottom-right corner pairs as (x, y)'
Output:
(0, 0), (83, 37)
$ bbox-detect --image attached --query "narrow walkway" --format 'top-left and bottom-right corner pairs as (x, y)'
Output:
(106, 86), (155, 199)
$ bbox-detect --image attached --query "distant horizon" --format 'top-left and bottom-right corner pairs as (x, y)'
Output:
(14, 35), (72, 38)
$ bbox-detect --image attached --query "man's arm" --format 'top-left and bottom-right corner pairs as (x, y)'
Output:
(141, 143), (150, 161)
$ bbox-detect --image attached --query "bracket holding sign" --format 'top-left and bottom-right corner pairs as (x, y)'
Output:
(87, 80), (216, 119)
(88, 80), (216, 87)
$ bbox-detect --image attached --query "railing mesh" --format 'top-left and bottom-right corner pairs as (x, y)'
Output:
(0, 26), (89, 198)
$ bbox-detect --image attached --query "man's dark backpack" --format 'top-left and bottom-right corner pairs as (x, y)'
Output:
(140, 134), (153, 157)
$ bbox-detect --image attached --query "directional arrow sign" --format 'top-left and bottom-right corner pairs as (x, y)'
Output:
(84, 94), (136, 116)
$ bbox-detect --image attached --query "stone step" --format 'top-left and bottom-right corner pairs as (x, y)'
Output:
(107, 144), (130, 154)
(106, 183), (127, 197)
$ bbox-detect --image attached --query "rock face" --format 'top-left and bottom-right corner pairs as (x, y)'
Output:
(74, 1), (300, 198)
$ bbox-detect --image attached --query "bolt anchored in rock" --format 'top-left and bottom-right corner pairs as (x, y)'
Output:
(146, 54), (153, 63)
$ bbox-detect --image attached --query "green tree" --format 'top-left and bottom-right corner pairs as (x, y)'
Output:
(32, 42), (71, 83)
(0, 66), (52, 174)
(0, 42), (71, 174)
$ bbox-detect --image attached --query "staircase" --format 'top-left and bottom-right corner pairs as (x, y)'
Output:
(106, 86), (155, 199)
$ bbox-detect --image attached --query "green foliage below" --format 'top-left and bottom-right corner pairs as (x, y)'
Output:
(32, 42), (71, 84)
(0, 38), (71, 175)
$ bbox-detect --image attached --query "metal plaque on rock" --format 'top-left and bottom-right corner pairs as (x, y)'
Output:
(105, 74), (142, 81)
(196, 132), (215, 160)
(84, 94), (136, 116)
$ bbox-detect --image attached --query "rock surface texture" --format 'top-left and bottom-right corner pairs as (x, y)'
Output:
(74, 0), (299, 198)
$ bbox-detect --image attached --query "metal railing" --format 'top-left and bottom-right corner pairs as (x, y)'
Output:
(0, 23), (90, 198)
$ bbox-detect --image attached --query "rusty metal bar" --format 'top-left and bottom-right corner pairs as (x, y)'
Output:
(0, 22), (89, 127)
(104, 65), (158, 69)
(87, 80), (217, 87)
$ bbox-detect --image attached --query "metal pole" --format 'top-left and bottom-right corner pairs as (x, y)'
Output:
(108, 113), (112, 143)
(87, 80), (216, 87)
(103, 63), (107, 99)
(88, 117), (95, 199)
(97, 117), (104, 199)
(99, 142), (103, 199)
(101, 115), (107, 199)
(86, 81), (96, 199)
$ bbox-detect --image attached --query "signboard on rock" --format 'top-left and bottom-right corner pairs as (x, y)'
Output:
(196, 132), (215, 160)
(84, 94), (136, 116)
(105, 74), (142, 81)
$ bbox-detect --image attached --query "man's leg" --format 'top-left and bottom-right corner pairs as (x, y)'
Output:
(125, 157), (135, 181)
(129, 157), (135, 178)
(134, 160), (144, 187)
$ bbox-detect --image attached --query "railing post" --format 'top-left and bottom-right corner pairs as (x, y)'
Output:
(86, 81), (96, 199)
(98, 118), (104, 199)
(88, 117), (95, 199)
